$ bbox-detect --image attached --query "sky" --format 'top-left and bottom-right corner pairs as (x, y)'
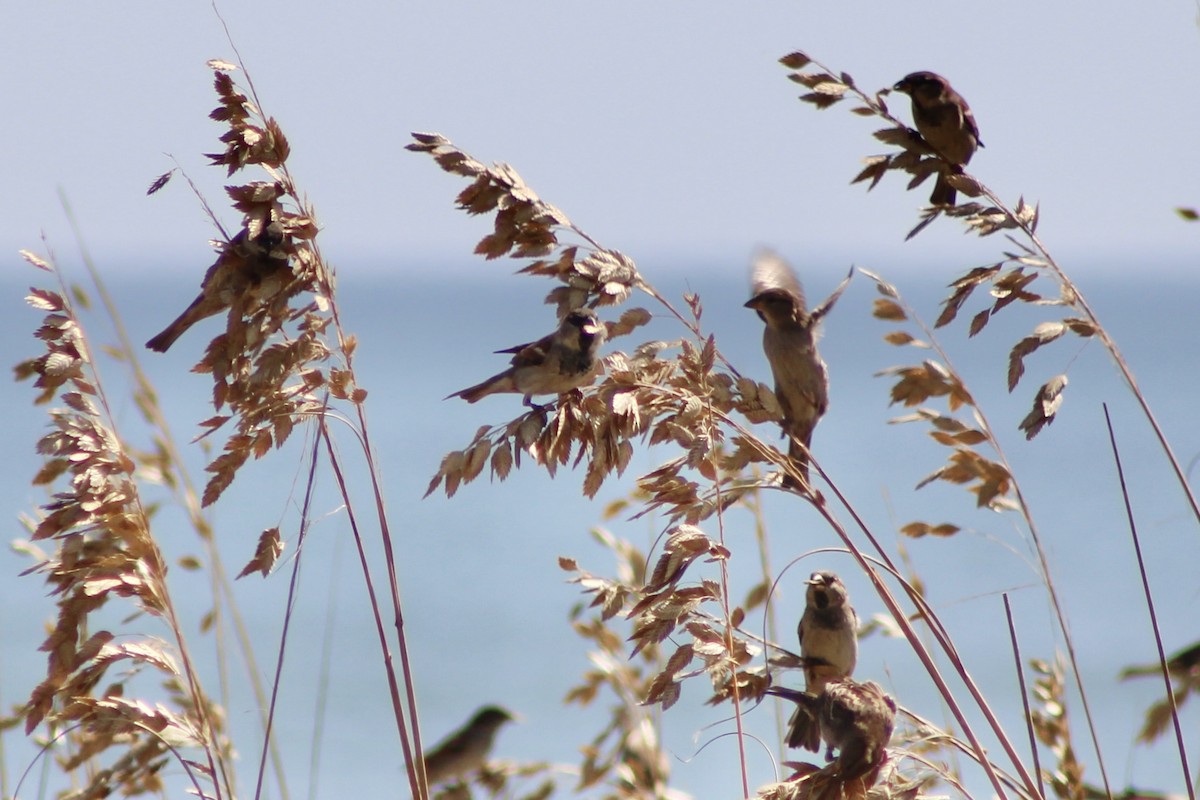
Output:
(4, 3), (1199, 278)
(4, 3), (1200, 799)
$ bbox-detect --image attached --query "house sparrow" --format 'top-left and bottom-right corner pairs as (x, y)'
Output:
(448, 308), (606, 406)
(799, 572), (859, 691)
(421, 705), (515, 787)
(146, 219), (291, 352)
(818, 678), (896, 781)
(892, 71), (983, 206)
(785, 571), (859, 751)
(745, 251), (847, 489)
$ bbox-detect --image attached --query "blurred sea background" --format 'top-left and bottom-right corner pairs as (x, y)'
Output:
(2, 255), (1197, 798)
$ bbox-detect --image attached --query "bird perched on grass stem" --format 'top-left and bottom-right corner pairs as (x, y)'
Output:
(799, 571), (859, 694)
(768, 678), (895, 784)
(448, 308), (606, 407)
(146, 219), (291, 353)
(769, 571), (859, 752)
(421, 705), (515, 787)
(818, 678), (896, 782)
(745, 251), (849, 489)
(892, 71), (983, 207)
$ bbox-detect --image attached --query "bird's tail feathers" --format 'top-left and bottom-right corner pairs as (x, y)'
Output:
(930, 174), (957, 206)
(765, 685), (822, 752)
(786, 701), (822, 752)
(145, 326), (184, 354)
(145, 293), (213, 353)
(447, 372), (513, 403)
(781, 437), (812, 489)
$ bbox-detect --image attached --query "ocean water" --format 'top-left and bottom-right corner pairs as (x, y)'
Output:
(1, 261), (1197, 799)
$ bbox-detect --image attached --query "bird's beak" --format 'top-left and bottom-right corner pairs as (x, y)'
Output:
(892, 80), (908, 93)
(582, 321), (603, 336)
(744, 297), (762, 310)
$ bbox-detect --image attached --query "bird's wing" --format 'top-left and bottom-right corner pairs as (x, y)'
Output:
(497, 331), (555, 368)
(955, 90), (983, 146)
(809, 266), (854, 324)
(765, 685), (819, 709)
(750, 248), (806, 309)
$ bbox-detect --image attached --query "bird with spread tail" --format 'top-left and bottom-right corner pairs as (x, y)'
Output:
(745, 251), (849, 489)
(767, 678), (895, 781)
(448, 308), (606, 407)
(146, 220), (292, 353)
(421, 705), (515, 787)
(892, 71), (983, 207)
(769, 571), (859, 752)
(817, 678), (896, 781)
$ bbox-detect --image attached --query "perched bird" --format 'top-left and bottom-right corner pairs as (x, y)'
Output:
(818, 678), (896, 781)
(799, 571), (859, 693)
(774, 571), (859, 751)
(892, 71), (983, 206)
(448, 308), (606, 406)
(421, 705), (515, 787)
(745, 251), (847, 489)
(146, 220), (291, 352)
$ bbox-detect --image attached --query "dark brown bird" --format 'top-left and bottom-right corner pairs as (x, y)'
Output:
(745, 252), (848, 489)
(449, 308), (606, 406)
(769, 679), (895, 785)
(892, 71), (983, 206)
(421, 705), (515, 787)
(146, 220), (291, 352)
(818, 678), (896, 781)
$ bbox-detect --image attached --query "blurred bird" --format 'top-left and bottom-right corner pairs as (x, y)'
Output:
(770, 571), (859, 751)
(892, 71), (983, 206)
(745, 251), (848, 489)
(421, 705), (515, 787)
(146, 220), (291, 352)
(448, 308), (606, 406)
(1120, 641), (1200, 682)
(818, 678), (896, 781)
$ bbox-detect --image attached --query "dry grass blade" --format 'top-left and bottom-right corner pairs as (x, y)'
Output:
(1029, 658), (1086, 800)
(408, 132), (643, 315)
(1018, 375), (1068, 440)
(144, 67), (340, 509)
(562, 534), (683, 799)
(1102, 406), (1195, 797)
(16, 258), (232, 799)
